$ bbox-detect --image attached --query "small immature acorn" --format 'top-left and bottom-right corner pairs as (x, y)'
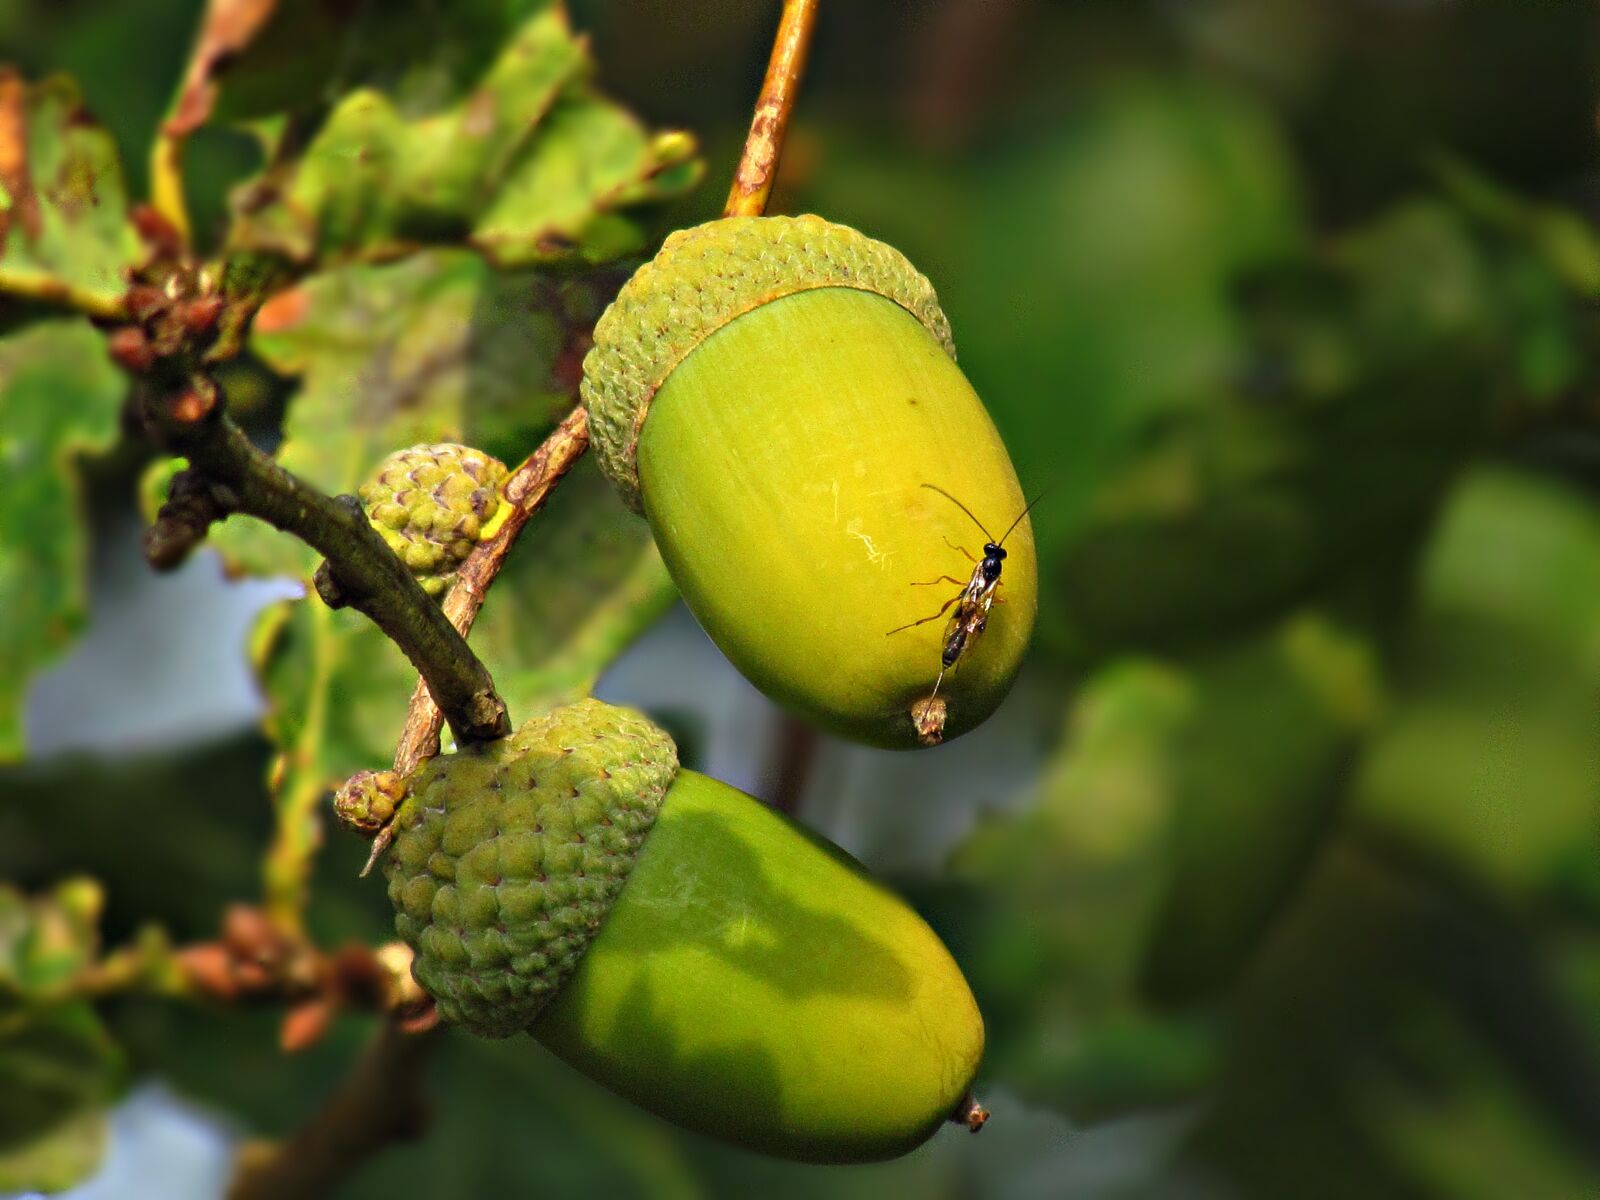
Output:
(358, 443), (509, 597)
(582, 215), (1037, 749)
(383, 698), (984, 1162)
(333, 769), (407, 837)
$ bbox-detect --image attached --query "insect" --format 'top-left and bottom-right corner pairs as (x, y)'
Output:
(888, 483), (1042, 696)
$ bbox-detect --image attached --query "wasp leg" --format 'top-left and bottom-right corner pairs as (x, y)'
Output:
(943, 536), (978, 563)
(910, 574), (967, 587)
(887, 593), (960, 635)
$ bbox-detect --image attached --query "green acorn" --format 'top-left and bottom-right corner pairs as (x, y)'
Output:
(582, 215), (1036, 748)
(381, 699), (985, 1162)
(359, 443), (509, 596)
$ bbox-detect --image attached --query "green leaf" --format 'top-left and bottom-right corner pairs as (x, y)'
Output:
(0, 1001), (121, 1194)
(0, 319), (127, 759)
(0, 71), (142, 311)
(0, 878), (103, 1000)
(950, 611), (1380, 1118)
(225, 4), (698, 270)
(956, 662), (1194, 1010)
(474, 458), (675, 723)
(1140, 611), (1382, 1001)
(1351, 468), (1600, 905)
(1352, 999), (1600, 1200)
(1044, 198), (1564, 659)
(950, 663), (1220, 1119)
(162, 0), (360, 135)
(0, 881), (119, 1194)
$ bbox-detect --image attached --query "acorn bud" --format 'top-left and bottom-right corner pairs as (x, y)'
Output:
(383, 699), (984, 1162)
(333, 769), (407, 837)
(358, 443), (509, 597)
(582, 215), (1036, 748)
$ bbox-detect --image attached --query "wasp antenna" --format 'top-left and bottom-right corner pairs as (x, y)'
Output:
(920, 483), (994, 542)
(997, 486), (1050, 547)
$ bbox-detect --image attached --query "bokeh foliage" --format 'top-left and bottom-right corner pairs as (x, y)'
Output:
(4, 0), (1600, 1197)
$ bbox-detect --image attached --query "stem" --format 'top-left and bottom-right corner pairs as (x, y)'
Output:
(172, 411), (510, 745)
(723, 0), (819, 218)
(765, 713), (820, 815)
(951, 1091), (990, 1132)
(227, 1022), (442, 1200)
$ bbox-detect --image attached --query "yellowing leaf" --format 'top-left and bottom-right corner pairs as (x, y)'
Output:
(0, 72), (141, 312)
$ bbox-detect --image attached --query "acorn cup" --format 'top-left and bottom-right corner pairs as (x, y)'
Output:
(581, 216), (1037, 748)
(373, 699), (985, 1163)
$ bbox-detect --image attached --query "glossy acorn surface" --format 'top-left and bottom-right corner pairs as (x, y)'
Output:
(582, 215), (1036, 747)
(641, 288), (1035, 747)
(530, 768), (985, 1163)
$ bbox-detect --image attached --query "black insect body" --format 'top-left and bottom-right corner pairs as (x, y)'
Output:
(889, 484), (1040, 697)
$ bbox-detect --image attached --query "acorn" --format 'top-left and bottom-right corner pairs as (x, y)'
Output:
(358, 443), (509, 597)
(380, 699), (984, 1162)
(581, 216), (1036, 748)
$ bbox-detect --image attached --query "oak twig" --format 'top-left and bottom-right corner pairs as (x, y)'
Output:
(724, 0), (819, 218)
(227, 1021), (443, 1200)
(155, 408), (510, 746)
(67, 905), (432, 1042)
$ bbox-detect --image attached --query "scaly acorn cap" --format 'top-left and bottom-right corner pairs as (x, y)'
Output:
(384, 699), (678, 1037)
(359, 443), (510, 596)
(581, 214), (955, 512)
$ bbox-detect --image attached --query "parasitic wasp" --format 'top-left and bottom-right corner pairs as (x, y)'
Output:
(888, 483), (1043, 697)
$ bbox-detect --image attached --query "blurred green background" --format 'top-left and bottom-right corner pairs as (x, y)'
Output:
(4, 0), (1600, 1196)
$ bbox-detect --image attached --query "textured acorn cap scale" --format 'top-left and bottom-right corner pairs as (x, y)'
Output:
(581, 215), (1036, 748)
(384, 699), (676, 1037)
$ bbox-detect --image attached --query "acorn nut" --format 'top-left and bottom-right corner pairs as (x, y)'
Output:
(581, 215), (1037, 748)
(383, 698), (985, 1162)
(358, 443), (509, 597)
